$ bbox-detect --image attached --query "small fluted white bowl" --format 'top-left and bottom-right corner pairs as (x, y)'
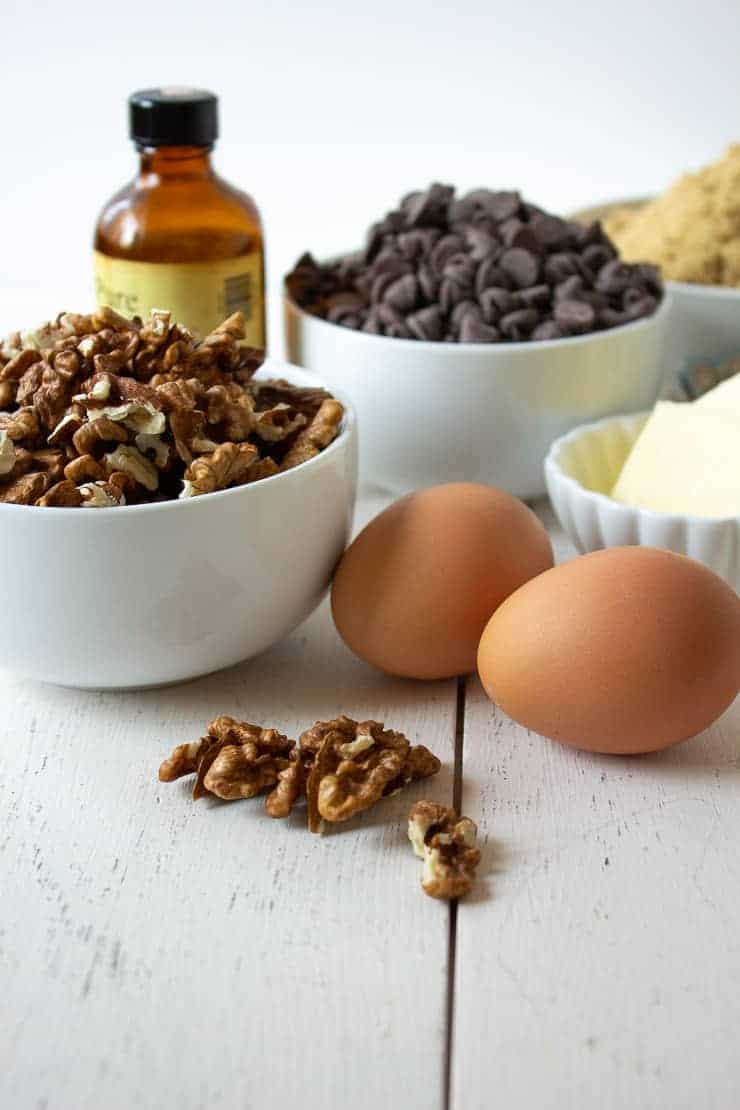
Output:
(0, 362), (358, 690)
(545, 411), (740, 591)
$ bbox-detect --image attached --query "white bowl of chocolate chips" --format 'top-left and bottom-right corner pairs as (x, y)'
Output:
(284, 183), (669, 499)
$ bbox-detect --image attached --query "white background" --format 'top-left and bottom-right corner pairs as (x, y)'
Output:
(2, 0), (740, 347)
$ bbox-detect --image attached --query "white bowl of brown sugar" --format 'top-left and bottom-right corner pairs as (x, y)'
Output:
(284, 183), (668, 498)
(579, 148), (740, 385)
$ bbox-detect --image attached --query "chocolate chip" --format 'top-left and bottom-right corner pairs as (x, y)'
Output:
(404, 183), (454, 228)
(499, 247), (540, 289)
(478, 288), (502, 324)
(475, 258), (510, 296)
(362, 311), (383, 335)
(480, 286), (517, 316)
(326, 292), (366, 323)
(442, 254), (476, 291)
(595, 259), (635, 295)
(440, 277), (466, 313)
(577, 289), (609, 310)
(554, 299), (596, 334)
(485, 191), (521, 222)
(623, 286), (647, 310)
(529, 214), (572, 250)
(635, 263), (662, 294)
(397, 230), (431, 261)
(623, 293), (657, 320)
(407, 305), (444, 341)
(517, 284), (551, 308)
(544, 252), (580, 283)
(463, 226), (499, 261)
(451, 300), (482, 329)
(501, 220), (542, 254)
(370, 270), (399, 304)
(582, 243), (615, 274)
(418, 264), (439, 304)
(384, 274), (419, 313)
(447, 195), (478, 224)
(532, 320), (565, 341)
(460, 316), (501, 343)
(373, 247), (407, 274)
(572, 219), (606, 248)
(377, 304), (411, 337)
(598, 307), (627, 328)
(431, 234), (465, 275)
(555, 275), (585, 301)
(499, 308), (540, 340)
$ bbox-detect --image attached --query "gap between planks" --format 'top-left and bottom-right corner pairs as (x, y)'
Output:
(444, 674), (467, 1110)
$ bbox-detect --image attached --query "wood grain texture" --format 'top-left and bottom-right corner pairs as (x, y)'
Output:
(452, 511), (740, 1110)
(0, 492), (457, 1110)
(3, 491), (739, 1110)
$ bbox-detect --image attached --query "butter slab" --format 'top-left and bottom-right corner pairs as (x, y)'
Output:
(611, 401), (740, 518)
(695, 371), (740, 414)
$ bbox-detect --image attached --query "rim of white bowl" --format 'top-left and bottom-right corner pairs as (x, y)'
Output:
(545, 410), (740, 527)
(283, 284), (671, 355)
(667, 280), (740, 300)
(0, 360), (357, 518)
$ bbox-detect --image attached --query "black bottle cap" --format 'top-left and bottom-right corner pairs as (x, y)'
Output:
(129, 88), (218, 147)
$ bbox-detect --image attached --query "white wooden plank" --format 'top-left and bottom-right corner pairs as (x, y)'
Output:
(0, 491), (457, 1110)
(452, 513), (740, 1110)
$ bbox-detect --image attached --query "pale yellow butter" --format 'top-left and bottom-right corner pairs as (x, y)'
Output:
(695, 371), (740, 414)
(611, 401), (740, 518)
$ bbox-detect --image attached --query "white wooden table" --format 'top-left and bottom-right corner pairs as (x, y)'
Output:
(2, 492), (739, 1110)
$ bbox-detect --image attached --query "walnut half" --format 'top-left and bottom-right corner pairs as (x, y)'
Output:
(158, 715), (300, 818)
(408, 801), (480, 900)
(301, 716), (441, 833)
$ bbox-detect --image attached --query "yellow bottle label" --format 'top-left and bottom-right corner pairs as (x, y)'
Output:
(93, 251), (265, 346)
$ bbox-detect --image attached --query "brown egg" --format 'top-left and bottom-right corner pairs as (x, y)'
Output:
(331, 483), (553, 679)
(477, 546), (740, 754)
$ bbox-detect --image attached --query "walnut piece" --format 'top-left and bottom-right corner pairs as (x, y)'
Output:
(0, 430), (15, 476)
(280, 398), (344, 470)
(72, 415), (128, 456)
(408, 801), (481, 900)
(36, 479), (83, 507)
(98, 400), (166, 436)
(159, 715), (300, 817)
(104, 445), (159, 492)
(79, 481), (126, 508)
(0, 471), (49, 505)
(180, 441), (258, 497)
(301, 717), (440, 833)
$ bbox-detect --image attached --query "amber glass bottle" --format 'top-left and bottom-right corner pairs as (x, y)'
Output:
(94, 88), (265, 345)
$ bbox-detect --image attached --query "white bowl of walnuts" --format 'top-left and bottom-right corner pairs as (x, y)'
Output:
(0, 308), (357, 689)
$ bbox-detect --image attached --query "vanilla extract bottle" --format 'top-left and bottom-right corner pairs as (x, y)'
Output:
(94, 88), (265, 345)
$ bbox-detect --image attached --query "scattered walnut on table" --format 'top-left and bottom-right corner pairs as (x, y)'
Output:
(301, 716), (441, 833)
(408, 801), (481, 900)
(159, 714), (442, 833)
(159, 715), (302, 819)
